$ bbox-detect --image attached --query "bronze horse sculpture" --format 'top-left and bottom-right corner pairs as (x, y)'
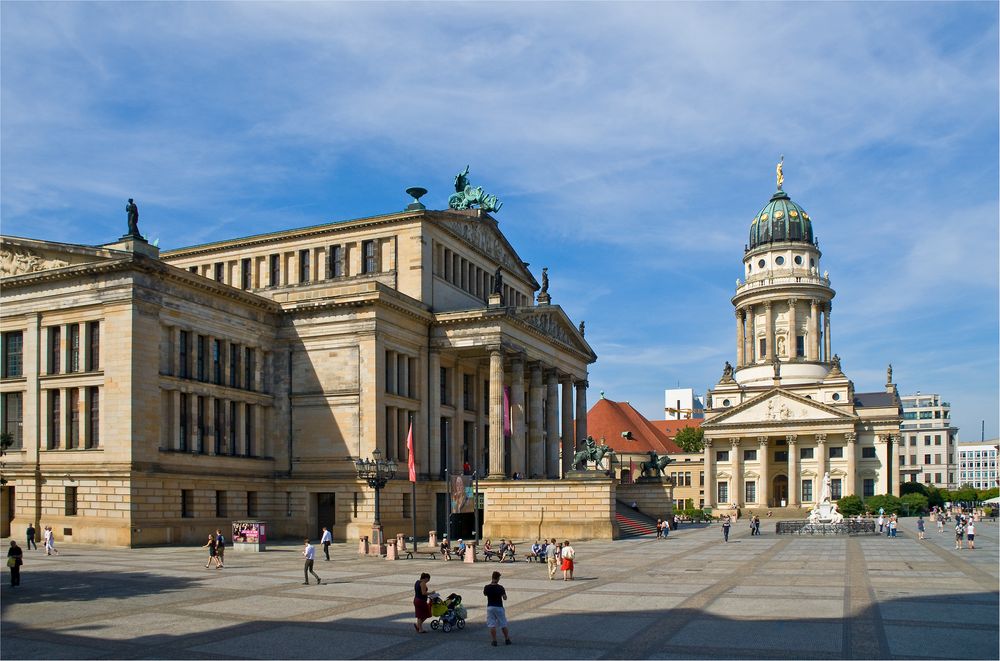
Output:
(572, 436), (614, 470)
(639, 451), (674, 477)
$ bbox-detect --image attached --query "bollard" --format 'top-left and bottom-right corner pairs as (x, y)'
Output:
(386, 540), (398, 560)
(396, 533), (406, 550)
(464, 541), (477, 563)
(428, 530), (438, 547)
(358, 535), (369, 555)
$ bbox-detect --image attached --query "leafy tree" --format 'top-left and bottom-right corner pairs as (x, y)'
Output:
(864, 494), (902, 515)
(837, 494), (864, 515)
(953, 485), (978, 504)
(673, 427), (705, 453)
(977, 487), (999, 501)
(900, 493), (929, 514)
(926, 485), (945, 508)
(900, 482), (928, 497)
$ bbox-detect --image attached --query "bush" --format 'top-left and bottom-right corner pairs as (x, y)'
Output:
(900, 493), (929, 514)
(679, 507), (714, 522)
(926, 485), (945, 508)
(864, 494), (902, 515)
(900, 482), (928, 497)
(978, 487), (999, 501)
(837, 494), (864, 516)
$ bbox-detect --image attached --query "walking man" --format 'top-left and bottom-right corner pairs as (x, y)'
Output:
(545, 537), (558, 580)
(215, 529), (226, 568)
(483, 570), (511, 647)
(302, 539), (322, 585)
(966, 520), (976, 550)
(320, 526), (333, 561)
(26, 523), (37, 551)
(43, 526), (59, 555)
(722, 516), (731, 543)
(916, 515), (925, 540)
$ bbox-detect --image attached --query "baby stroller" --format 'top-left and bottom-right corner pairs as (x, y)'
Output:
(429, 593), (467, 632)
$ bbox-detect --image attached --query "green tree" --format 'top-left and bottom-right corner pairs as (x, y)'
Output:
(900, 493), (929, 514)
(926, 485), (945, 508)
(673, 427), (705, 453)
(977, 487), (999, 501)
(837, 494), (864, 515)
(953, 485), (978, 504)
(864, 494), (902, 515)
(899, 482), (928, 497)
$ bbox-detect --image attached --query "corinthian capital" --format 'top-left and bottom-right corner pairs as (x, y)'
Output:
(845, 432), (857, 444)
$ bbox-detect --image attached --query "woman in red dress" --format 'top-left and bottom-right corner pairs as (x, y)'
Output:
(413, 572), (432, 633)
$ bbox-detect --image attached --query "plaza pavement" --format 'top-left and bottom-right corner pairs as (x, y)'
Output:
(1, 517), (997, 660)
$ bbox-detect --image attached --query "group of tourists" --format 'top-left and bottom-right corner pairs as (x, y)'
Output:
(748, 515), (762, 535)
(876, 512), (899, 537)
(953, 515), (977, 550)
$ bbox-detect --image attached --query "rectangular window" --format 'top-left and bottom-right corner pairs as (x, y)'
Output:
(49, 390), (60, 449)
(899, 455), (905, 466)
(909, 436), (917, 446)
(49, 326), (61, 374)
(2, 392), (24, 448)
(717, 482), (729, 503)
(214, 398), (223, 455)
(715, 450), (729, 462)
(440, 367), (449, 406)
(362, 239), (377, 274)
(197, 396), (206, 453)
(178, 393), (189, 451)
(829, 446), (843, 459)
(745, 480), (756, 503)
(241, 258), (252, 290)
(244, 404), (253, 456)
(196, 335), (206, 382)
(244, 347), (254, 391)
(181, 490), (194, 518)
(463, 374), (472, 410)
(214, 262), (225, 283)
(87, 387), (99, 448)
(188, 265), (198, 274)
(65, 487), (78, 516)
(924, 473), (931, 483)
(328, 245), (343, 278)
(684, 471), (692, 486)
(179, 330), (190, 378)
(229, 344), (240, 388)
(743, 449), (757, 461)
(924, 435), (931, 445)
(799, 447), (814, 460)
(699, 471), (704, 486)
(934, 435), (941, 445)
(802, 479), (813, 502)
(924, 454), (931, 465)
(2, 331), (24, 378)
(831, 478), (842, 500)
(68, 324), (80, 373)
(862, 478), (875, 498)
(216, 491), (226, 518)
(775, 450), (788, 462)
(247, 491), (258, 518)
(795, 335), (805, 357)
(68, 388), (80, 448)
(299, 249), (311, 283)
(861, 447), (876, 459)
(759, 338), (766, 358)
(269, 254), (280, 286)
(934, 472), (942, 483)
(228, 401), (237, 455)
(212, 340), (222, 384)
(87, 321), (100, 371)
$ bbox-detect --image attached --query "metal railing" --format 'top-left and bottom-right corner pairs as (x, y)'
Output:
(775, 520), (877, 535)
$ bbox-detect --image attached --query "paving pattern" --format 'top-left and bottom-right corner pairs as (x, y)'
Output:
(2, 518), (997, 659)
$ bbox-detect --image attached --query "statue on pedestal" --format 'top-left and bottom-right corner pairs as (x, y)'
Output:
(126, 198), (141, 237)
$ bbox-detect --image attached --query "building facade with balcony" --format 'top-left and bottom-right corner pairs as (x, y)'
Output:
(897, 393), (959, 488)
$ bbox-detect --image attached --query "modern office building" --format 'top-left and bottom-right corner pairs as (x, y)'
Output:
(897, 393), (959, 488)
(957, 441), (998, 490)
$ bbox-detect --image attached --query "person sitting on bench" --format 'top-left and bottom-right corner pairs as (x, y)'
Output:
(526, 540), (543, 562)
(456, 539), (467, 560)
(482, 539), (498, 561)
(501, 540), (516, 562)
(440, 536), (452, 560)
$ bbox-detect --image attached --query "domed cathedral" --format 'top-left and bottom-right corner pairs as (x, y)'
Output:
(701, 161), (902, 515)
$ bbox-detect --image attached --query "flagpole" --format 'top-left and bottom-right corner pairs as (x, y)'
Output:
(407, 415), (417, 554)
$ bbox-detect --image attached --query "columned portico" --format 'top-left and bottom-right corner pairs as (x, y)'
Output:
(509, 357), (526, 478)
(528, 364), (544, 477)
(545, 370), (560, 478)
(787, 435), (799, 506)
(730, 438), (742, 507)
(758, 436), (770, 507)
(487, 349), (505, 478)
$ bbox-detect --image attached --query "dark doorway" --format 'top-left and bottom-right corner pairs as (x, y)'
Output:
(435, 492), (447, 538)
(316, 492), (335, 537)
(772, 475), (789, 506)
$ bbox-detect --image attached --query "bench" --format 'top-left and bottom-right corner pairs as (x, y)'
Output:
(404, 550), (438, 560)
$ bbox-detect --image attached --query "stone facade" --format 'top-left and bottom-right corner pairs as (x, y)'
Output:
(480, 478), (616, 541)
(0, 205), (596, 546)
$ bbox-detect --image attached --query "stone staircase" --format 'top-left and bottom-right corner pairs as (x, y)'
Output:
(614, 500), (660, 539)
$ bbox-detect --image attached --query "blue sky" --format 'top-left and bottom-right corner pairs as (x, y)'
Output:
(2, 2), (997, 439)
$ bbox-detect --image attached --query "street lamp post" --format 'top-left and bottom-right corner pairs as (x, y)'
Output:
(354, 449), (396, 555)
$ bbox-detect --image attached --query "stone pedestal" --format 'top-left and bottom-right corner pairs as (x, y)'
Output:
(429, 530), (438, 547)
(385, 540), (398, 560)
(358, 536), (369, 555)
(396, 533), (406, 550)
(464, 542), (477, 563)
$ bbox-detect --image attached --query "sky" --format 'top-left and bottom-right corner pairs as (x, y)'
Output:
(2, 2), (998, 439)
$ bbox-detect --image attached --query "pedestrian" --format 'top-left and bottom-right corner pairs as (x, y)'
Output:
(966, 520), (976, 550)
(43, 526), (59, 555)
(413, 572), (432, 633)
(937, 516), (945, 533)
(954, 520), (964, 550)
(754, 515), (761, 535)
(916, 516), (925, 540)
(25, 523), (37, 551)
(214, 529), (226, 568)
(320, 526), (333, 561)
(662, 519), (669, 539)
(722, 516), (731, 543)
(203, 533), (220, 569)
(655, 519), (663, 539)
(483, 570), (511, 646)
(7, 540), (23, 587)
(302, 539), (321, 584)
(545, 537), (558, 580)
(673, 513), (680, 530)
(889, 517), (897, 538)
(560, 540), (575, 581)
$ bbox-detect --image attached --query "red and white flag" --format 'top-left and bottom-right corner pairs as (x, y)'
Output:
(406, 422), (416, 483)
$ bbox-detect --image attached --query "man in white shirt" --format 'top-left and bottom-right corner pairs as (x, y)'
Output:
(320, 527), (333, 561)
(302, 539), (322, 585)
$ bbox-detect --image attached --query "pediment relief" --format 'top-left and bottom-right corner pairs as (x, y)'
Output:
(716, 471), (732, 480)
(705, 388), (856, 427)
(830, 468), (848, 477)
(801, 469), (818, 477)
(437, 215), (536, 286)
(515, 307), (592, 356)
(0, 238), (121, 278)
(743, 470), (760, 479)
(0, 245), (70, 277)
(858, 469), (878, 478)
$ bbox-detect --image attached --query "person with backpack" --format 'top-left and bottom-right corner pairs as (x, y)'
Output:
(215, 529), (227, 568)
(954, 520), (965, 550)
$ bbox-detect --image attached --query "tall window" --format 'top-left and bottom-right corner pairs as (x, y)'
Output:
(65, 487), (78, 516)
(87, 321), (100, 371)
(717, 482), (729, 503)
(1, 392), (23, 448)
(68, 324), (80, 372)
(759, 338), (766, 358)
(214, 262), (225, 282)
(87, 387), (99, 448)
(228, 401), (237, 455)
(362, 239), (377, 274)
(197, 396), (206, 454)
(328, 245), (343, 278)
(269, 254), (280, 286)
(796, 335), (805, 357)
(49, 327), (61, 374)
(68, 388), (80, 448)
(196, 335), (206, 382)
(214, 398), (223, 454)
(831, 478), (842, 500)
(241, 258), (252, 289)
(229, 344), (240, 388)
(244, 404), (253, 456)
(178, 393), (189, 451)
(181, 490), (194, 518)
(3, 331), (23, 378)
(49, 390), (60, 449)
(244, 347), (255, 391)
(802, 479), (813, 502)
(463, 374), (472, 410)
(745, 480), (756, 504)
(862, 478), (875, 498)
(247, 491), (258, 517)
(299, 249), (311, 283)
(440, 367), (449, 406)
(212, 340), (222, 384)
(179, 330), (190, 378)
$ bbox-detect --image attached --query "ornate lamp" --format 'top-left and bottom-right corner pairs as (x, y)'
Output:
(354, 448), (396, 553)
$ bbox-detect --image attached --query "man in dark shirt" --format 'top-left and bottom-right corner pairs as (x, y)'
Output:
(483, 570), (511, 646)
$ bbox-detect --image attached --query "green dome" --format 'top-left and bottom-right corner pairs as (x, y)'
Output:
(748, 190), (814, 249)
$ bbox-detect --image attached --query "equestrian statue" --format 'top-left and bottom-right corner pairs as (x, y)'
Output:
(572, 436), (614, 470)
(639, 450), (674, 478)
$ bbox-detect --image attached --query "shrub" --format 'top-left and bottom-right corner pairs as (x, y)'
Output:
(900, 493), (929, 514)
(900, 482), (928, 497)
(837, 494), (864, 516)
(864, 494), (902, 515)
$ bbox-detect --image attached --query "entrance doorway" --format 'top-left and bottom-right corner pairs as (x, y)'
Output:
(0, 486), (13, 538)
(772, 475), (789, 506)
(435, 492), (448, 538)
(316, 492), (335, 536)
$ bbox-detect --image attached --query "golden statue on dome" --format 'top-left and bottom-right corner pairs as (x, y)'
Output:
(776, 155), (784, 190)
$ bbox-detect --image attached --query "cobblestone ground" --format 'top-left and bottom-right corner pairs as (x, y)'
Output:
(2, 518), (997, 659)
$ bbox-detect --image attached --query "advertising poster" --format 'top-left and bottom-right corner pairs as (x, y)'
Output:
(450, 474), (474, 514)
(232, 521), (267, 544)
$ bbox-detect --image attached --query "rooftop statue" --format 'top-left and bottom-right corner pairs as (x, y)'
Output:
(125, 198), (141, 237)
(492, 267), (503, 295)
(578, 320), (585, 337)
(540, 267), (549, 293)
(776, 155), (784, 191)
(722, 360), (734, 380)
(886, 363), (893, 383)
(448, 166), (503, 212)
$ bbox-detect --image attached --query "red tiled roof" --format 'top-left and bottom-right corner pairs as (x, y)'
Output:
(650, 419), (703, 438)
(586, 397), (684, 455)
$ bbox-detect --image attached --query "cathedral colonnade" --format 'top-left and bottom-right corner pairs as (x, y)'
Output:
(735, 300), (832, 367)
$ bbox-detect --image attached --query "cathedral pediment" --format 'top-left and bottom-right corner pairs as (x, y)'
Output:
(434, 212), (538, 287)
(0, 237), (123, 277)
(513, 305), (595, 358)
(704, 388), (855, 427)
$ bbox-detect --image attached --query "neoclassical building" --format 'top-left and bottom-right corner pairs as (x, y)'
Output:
(701, 171), (902, 512)
(0, 185), (597, 545)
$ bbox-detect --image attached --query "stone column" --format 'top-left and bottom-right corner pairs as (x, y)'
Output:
(787, 298), (798, 359)
(730, 438), (742, 507)
(764, 301), (773, 361)
(509, 358), (526, 478)
(787, 435), (799, 506)
(400, 354), (410, 398)
(545, 370), (560, 478)
(809, 299), (820, 361)
(574, 379), (588, 444)
(170, 326), (180, 376)
(528, 364), (544, 478)
(703, 439), (716, 508)
(889, 435), (900, 497)
(560, 375), (574, 476)
(428, 351), (441, 478)
(823, 303), (832, 362)
(815, 433), (828, 479)
(747, 305), (756, 363)
(758, 437), (770, 507)
(876, 435), (890, 495)
(735, 309), (745, 368)
(488, 349), (506, 478)
(845, 432), (857, 496)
